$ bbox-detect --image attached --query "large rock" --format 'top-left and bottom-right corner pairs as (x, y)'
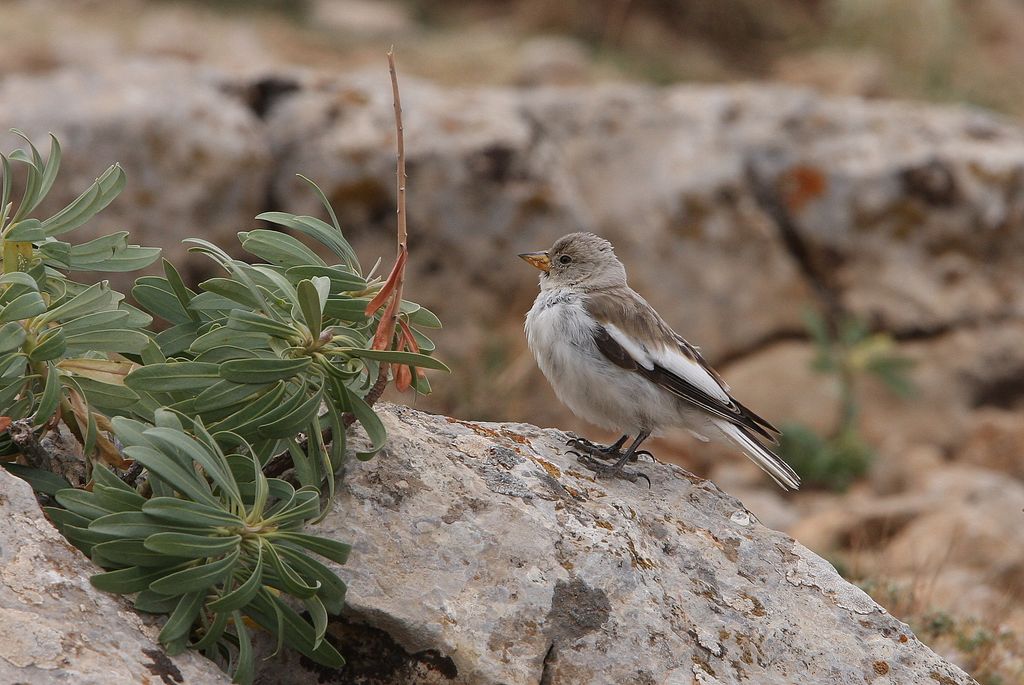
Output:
(263, 74), (1024, 427)
(0, 60), (272, 283)
(0, 469), (231, 685)
(254, 404), (976, 684)
(4, 60), (1023, 431)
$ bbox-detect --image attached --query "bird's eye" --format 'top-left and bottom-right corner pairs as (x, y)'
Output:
(558, 255), (572, 264)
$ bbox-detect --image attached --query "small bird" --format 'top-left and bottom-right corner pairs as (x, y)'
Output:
(520, 232), (800, 490)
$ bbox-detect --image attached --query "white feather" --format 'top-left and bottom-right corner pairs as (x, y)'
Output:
(604, 324), (730, 402)
(717, 421), (800, 491)
(603, 323), (654, 369)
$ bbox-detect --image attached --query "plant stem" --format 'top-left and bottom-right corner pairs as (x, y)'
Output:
(388, 48), (407, 254)
(264, 51), (411, 477)
(836, 358), (859, 437)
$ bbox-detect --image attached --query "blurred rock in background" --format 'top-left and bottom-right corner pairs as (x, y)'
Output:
(2, 1), (1024, 681)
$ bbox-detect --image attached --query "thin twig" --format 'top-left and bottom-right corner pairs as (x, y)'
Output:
(264, 50), (409, 476)
(367, 48), (408, 353)
(355, 49), (408, 408)
(388, 47), (408, 253)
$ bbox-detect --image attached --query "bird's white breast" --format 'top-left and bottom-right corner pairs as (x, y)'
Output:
(524, 288), (682, 434)
(525, 289), (595, 382)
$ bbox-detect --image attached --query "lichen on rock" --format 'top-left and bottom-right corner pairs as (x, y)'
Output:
(254, 404), (978, 685)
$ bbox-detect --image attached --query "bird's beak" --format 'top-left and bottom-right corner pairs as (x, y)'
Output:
(518, 251), (551, 272)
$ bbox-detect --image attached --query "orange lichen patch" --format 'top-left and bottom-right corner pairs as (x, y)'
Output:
(672, 468), (704, 485)
(899, 634), (909, 643)
(440, 115), (465, 133)
(339, 88), (370, 105)
(534, 458), (561, 479)
(780, 164), (828, 211)
(529, 456), (589, 499)
(874, 661), (890, 675)
(445, 417), (528, 451)
(626, 539), (657, 570)
(720, 537), (740, 563)
(739, 592), (767, 617)
(499, 429), (530, 445)
(691, 655), (716, 678)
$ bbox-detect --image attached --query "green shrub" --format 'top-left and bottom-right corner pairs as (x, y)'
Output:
(1, 132), (444, 682)
(778, 310), (913, 491)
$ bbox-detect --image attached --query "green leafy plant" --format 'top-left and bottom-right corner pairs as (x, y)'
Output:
(122, 179), (445, 500)
(0, 132), (160, 476)
(778, 310), (914, 490)
(47, 410), (348, 681)
(2, 81), (442, 685)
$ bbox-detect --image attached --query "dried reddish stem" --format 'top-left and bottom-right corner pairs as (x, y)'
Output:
(366, 48), (410, 389)
(265, 51), (412, 477)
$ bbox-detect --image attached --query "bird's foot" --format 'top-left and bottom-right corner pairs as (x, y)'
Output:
(576, 454), (652, 488)
(566, 435), (649, 462)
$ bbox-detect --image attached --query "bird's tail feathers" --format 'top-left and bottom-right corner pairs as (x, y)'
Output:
(717, 422), (800, 491)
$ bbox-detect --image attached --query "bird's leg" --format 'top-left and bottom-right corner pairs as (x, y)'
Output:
(577, 431), (652, 486)
(566, 434), (627, 460)
(567, 433), (653, 463)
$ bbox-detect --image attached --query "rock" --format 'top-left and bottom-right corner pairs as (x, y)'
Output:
(789, 460), (1024, 679)
(252, 404), (976, 685)
(741, 98), (1024, 335)
(516, 36), (593, 86)
(263, 74), (1024, 429)
(0, 60), (272, 284)
(956, 407), (1024, 478)
(772, 49), (889, 98)
(0, 469), (231, 685)
(881, 466), (1024, 620)
(789, 487), (937, 555)
(311, 0), (413, 36)
(859, 320), (1024, 455)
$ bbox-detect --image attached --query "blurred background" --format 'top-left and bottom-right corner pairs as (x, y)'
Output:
(2, 0), (1023, 681)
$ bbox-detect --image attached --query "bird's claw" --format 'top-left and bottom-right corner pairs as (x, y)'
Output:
(565, 436), (636, 462)
(576, 454), (650, 487)
(566, 436), (601, 451)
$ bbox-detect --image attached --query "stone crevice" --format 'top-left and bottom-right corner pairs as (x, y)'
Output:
(538, 642), (557, 685)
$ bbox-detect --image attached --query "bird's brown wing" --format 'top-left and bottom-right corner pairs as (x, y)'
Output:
(586, 289), (780, 443)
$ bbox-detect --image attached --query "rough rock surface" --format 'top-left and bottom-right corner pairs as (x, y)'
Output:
(0, 469), (231, 685)
(254, 404), (976, 685)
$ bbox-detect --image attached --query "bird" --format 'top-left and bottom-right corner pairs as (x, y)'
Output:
(519, 232), (800, 490)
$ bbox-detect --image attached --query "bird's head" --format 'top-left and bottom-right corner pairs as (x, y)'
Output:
(519, 232), (627, 291)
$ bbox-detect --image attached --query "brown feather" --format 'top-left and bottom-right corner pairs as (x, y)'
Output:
(585, 287), (780, 442)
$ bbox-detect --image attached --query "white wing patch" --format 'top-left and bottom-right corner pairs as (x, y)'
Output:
(651, 344), (731, 403)
(603, 323), (654, 370)
(604, 323), (730, 403)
